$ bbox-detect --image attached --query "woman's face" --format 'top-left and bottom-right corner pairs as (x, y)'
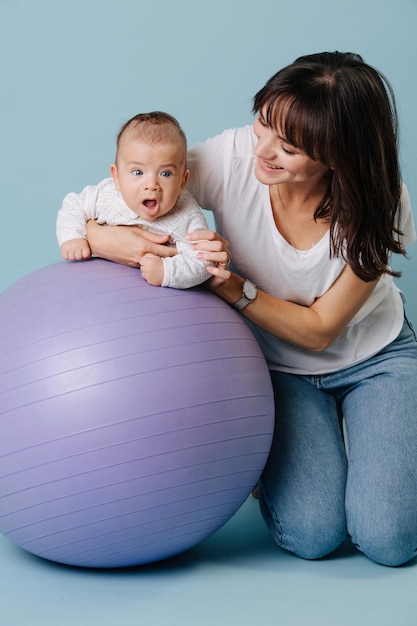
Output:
(253, 110), (330, 187)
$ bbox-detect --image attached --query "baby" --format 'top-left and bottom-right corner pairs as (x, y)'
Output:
(56, 111), (210, 288)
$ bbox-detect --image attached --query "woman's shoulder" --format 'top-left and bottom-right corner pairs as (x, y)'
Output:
(188, 125), (256, 159)
(186, 126), (258, 211)
(398, 183), (416, 246)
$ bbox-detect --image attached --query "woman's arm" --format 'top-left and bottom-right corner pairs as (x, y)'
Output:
(188, 230), (378, 352)
(214, 267), (377, 352)
(86, 220), (177, 267)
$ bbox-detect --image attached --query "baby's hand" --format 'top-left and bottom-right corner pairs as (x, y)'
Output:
(139, 253), (164, 286)
(61, 238), (92, 261)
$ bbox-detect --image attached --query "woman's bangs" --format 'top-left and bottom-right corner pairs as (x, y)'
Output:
(267, 97), (325, 162)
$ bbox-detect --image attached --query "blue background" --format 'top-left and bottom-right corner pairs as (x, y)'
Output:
(1, 0), (416, 323)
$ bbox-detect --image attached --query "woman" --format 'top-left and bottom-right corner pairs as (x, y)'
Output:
(87, 52), (417, 566)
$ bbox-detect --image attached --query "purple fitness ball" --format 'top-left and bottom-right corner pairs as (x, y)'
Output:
(0, 259), (274, 568)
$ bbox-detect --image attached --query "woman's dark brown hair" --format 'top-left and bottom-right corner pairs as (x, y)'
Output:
(253, 51), (405, 281)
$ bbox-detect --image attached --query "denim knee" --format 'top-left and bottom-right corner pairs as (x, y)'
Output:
(282, 518), (346, 561)
(259, 483), (347, 560)
(349, 521), (417, 567)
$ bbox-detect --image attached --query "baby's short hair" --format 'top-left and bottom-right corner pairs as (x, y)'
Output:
(116, 111), (187, 158)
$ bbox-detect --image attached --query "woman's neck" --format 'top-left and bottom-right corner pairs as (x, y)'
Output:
(272, 178), (328, 215)
(270, 181), (330, 251)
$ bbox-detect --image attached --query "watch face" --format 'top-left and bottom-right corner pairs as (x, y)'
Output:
(244, 280), (257, 300)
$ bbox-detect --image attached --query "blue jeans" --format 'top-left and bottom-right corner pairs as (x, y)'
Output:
(258, 316), (417, 566)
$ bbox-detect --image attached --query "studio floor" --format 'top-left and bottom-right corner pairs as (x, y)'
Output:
(0, 496), (416, 626)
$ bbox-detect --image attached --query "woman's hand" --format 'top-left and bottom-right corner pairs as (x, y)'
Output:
(86, 220), (176, 268)
(187, 229), (232, 287)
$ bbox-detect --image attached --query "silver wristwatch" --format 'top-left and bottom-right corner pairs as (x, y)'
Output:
(232, 279), (257, 311)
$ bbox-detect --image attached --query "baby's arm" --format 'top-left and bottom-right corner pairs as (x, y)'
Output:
(137, 190), (211, 288)
(139, 253), (164, 286)
(57, 184), (101, 261)
(161, 209), (211, 289)
(61, 238), (92, 261)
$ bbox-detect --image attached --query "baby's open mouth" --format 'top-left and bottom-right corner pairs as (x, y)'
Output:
(143, 199), (157, 208)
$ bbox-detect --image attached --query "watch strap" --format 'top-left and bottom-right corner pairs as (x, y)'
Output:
(231, 279), (257, 311)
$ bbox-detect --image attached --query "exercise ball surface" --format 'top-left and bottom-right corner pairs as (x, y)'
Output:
(0, 259), (274, 568)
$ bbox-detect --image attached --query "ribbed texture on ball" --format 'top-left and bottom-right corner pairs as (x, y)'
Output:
(0, 260), (274, 567)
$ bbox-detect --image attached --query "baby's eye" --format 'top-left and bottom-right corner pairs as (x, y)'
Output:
(161, 171), (172, 177)
(133, 169), (143, 176)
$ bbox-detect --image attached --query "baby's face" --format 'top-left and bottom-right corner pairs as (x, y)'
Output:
(110, 138), (188, 221)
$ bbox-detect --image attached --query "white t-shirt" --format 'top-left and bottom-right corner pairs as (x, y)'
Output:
(187, 125), (416, 375)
